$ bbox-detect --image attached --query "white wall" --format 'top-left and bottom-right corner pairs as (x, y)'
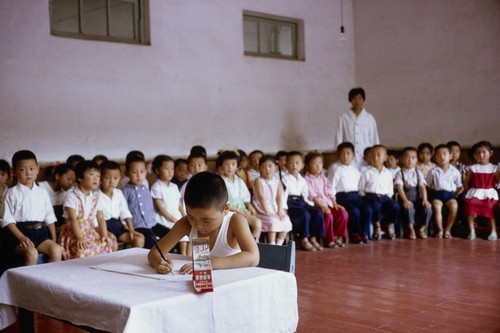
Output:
(0, 0), (355, 163)
(354, 0), (500, 148)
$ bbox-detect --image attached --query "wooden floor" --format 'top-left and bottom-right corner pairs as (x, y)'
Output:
(2, 237), (500, 333)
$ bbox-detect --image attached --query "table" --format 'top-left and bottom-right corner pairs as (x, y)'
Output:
(0, 248), (298, 333)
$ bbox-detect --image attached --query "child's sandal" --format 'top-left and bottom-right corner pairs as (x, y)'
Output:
(409, 231), (416, 240)
(301, 239), (316, 251)
(436, 231), (443, 238)
(310, 239), (323, 251)
(418, 229), (427, 239)
(444, 231), (452, 239)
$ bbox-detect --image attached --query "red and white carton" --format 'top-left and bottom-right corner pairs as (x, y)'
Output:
(192, 237), (214, 293)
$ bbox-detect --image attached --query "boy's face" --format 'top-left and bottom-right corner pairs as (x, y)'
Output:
(101, 168), (121, 192)
(434, 148), (450, 167)
(286, 155), (303, 175)
(188, 157), (207, 176)
(401, 151), (417, 169)
(339, 148), (355, 166)
(386, 155), (399, 169)
(350, 94), (364, 109)
(449, 145), (461, 163)
(221, 159), (238, 178)
(307, 156), (323, 176)
(0, 170), (10, 187)
(174, 162), (189, 181)
(80, 168), (100, 191)
(186, 204), (228, 235)
(156, 160), (175, 182)
(371, 147), (387, 169)
(57, 170), (76, 191)
(127, 161), (147, 186)
(259, 160), (276, 179)
(13, 159), (39, 188)
(249, 152), (263, 170)
(418, 148), (432, 164)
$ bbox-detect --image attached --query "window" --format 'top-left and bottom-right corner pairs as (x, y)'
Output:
(243, 10), (304, 60)
(49, 0), (150, 45)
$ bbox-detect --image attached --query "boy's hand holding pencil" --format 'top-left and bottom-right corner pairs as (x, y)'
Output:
(150, 235), (175, 275)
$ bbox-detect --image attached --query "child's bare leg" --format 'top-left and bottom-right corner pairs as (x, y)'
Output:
(466, 215), (476, 239)
(247, 215), (262, 239)
(267, 232), (277, 245)
(118, 232), (144, 248)
(488, 218), (498, 241)
(275, 232), (287, 245)
(178, 241), (188, 256)
(15, 246), (39, 266)
(37, 240), (62, 262)
(387, 223), (395, 239)
(109, 232), (118, 251)
(444, 199), (458, 238)
(432, 200), (444, 237)
(373, 221), (382, 240)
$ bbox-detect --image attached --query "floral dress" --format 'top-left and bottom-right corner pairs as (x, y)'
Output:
(58, 191), (112, 260)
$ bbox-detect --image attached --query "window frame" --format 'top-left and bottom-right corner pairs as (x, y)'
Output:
(49, 0), (150, 45)
(243, 10), (305, 61)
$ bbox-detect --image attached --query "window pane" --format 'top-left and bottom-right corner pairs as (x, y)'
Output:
(259, 22), (275, 54)
(81, 0), (108, 36)
(243, 19), (258, 53)
(51, 0), (79, 33)
(109, 0), (135, 39)
(278, 25), (293, 56)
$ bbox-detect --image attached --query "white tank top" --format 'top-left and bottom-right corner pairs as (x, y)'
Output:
(189, 211), (241, 258)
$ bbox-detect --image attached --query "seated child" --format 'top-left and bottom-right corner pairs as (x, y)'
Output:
(171, 158), (189, 189)
(99, 161), (144, 249)
(217, 150), (262, 241)
(150, 155), (190, 255)
(426, 144), (463, 238)
(328, 142), (372, 243)
(247, 150), (264, 191)
(0, 159), (11, 221)
(386, 150), (401, 181)
(58, 160), (113, 259)
(447, 141), (467, 178)
(416, 143), (436, 178)
(359, 146), (373, 173)
(359, 145), (400, 240)
(235, 149), (252, 190)
(180, 152), (209, 199)
(122, 155), (170, 249)
(38, 163), (75, 227)
(275, 150), (288, 180)
(1, 150), (62, 265)
(148, 172), (259, 274)
(394, 147), (432, 239)
(282, 151), (324, 251)
(252, 155), (292, 245)
(304, 151), (348, 248)
(463, 141), (499, 241)
(118, 150), (150, 189)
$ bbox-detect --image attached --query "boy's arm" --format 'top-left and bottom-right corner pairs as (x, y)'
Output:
(211, 213), (259, 270)
(395, 184), (412, 208)
(148, 217), (191, 273)
(418, 184), (430, 207)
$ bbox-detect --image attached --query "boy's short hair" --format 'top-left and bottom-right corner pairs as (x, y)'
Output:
(152, 155), (174, 172)
(66, 154), (85, 167)
(53, 163), (74, 179)
(125, 155), (146, 171)
(190, 145), (207, 157)
(433, 144), (449, 154)
(92, 154), (108, 165)
(275, 150), (288, 160)
(337, 142), (355, 154)
(371, 144), (387, 152)
(249, 150), (264, 158)
(216, 150), (240, 168)
(75, 160), (100, 181)
(401, 146), (417, 156)
(348, 87), (366, 102)
(187, 152), (207, 165)
(125, 150), (145, 164)
(12, 150), (37, 169)
(286, 151), (303, 161)
(387, 149), (400, 159)
(184, 171), (228, 210)
(417, 143), (434, 154)
(363, 146), (372, 158)
(100, 160), (121, 174)
(174, 158), (188, 168)
(304, 151), (323, 166)
(446, 141), (461, 149)
(0, 159), (10, 174)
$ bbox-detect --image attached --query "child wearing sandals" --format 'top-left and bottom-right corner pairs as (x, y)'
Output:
(394, 147), (432, 239)
(304, 151), (349, 248)
(58, 160), (113, 259)
(282, 151), (324, 251)
(359, 145), (400, 240)
(463, 141), (499, 241)
(426, 144), (463, 238)
(252, 155), (292, 245)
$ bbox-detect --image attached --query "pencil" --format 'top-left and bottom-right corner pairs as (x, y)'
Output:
(150, 235), (174, 275)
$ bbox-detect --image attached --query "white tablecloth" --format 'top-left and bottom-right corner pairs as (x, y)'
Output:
(0, 248), (298, 333)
